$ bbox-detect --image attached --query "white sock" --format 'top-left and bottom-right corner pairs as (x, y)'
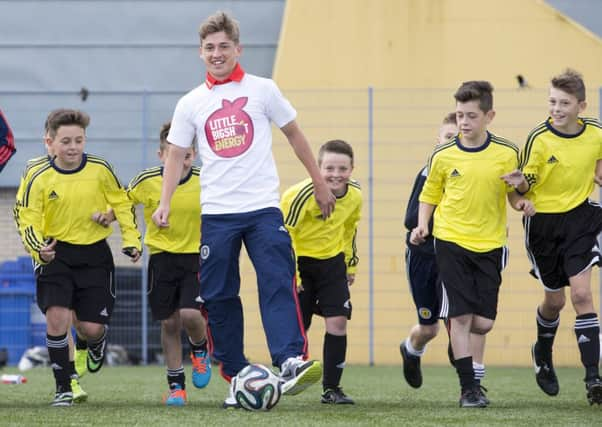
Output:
(405, 339), (425, 357)
(473, 362), (485, 381)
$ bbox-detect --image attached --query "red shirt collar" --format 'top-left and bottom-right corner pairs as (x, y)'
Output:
(205, 63), (245, 89)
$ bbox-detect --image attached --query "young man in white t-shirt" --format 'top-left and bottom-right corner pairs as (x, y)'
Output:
(152, 11), (335, 408)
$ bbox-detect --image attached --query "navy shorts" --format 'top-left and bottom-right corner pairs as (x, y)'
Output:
(405, 245), (440, 325)
(35, 240), (115, 324)
(524, 199), (602, 290)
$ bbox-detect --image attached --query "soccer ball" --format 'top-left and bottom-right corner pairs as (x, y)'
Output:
(232, 364), (282, 411)
(18, 346), (50, 371)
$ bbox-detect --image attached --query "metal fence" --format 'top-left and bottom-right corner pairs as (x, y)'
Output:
(0, 87), (600, 366)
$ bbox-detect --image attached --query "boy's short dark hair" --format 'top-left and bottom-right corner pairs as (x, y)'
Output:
(45, 109), (90, 138)
(159, 121), (196, 153)
(442, 112), (457, 125)
(454, 81), (494, 112)
(159, 122), (171, 152)
(199, 11), (240, 44)
(551, 68), (586, 102)
(318, 139), (354, 167)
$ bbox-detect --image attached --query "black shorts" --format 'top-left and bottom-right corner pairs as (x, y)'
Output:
(35, 240), (115, 324)
(148, 252), (201, 321)
(435, 239), (507, 320)
(405, 246), (440, 325)
(524, 199), (602, 291)
(297, 253), (351, 326)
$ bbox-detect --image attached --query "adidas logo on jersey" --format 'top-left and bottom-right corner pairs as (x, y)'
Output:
(450, 169), (461, 177)
(547, 155), (558, 164)
(48, 190), (59, 200)
(577, 334), (591, 344)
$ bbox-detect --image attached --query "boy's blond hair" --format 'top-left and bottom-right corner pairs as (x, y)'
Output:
(199, 11), (240, 44)
(442, 112), (457, 125)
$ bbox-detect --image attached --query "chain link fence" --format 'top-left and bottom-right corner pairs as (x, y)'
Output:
(0, 87), (600, 366)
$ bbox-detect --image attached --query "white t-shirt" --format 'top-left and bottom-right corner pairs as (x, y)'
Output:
(168, 73), (296, 214)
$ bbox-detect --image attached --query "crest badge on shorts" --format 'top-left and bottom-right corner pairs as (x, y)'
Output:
(419, 307), (432, 320)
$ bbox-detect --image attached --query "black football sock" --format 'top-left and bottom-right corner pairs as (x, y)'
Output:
(75, 333), (88, 351)
(47, 333), (71, 392)
(536, 308), (559, 356)
(167, 366), (186, 390)
(455, 356), (475, 392)
(69, 361), (77, 379)
(574, 313), (600, 381)
(88, 326), (107, 355)
(323, 333), (347, 391)
(188, 337), (207, 353)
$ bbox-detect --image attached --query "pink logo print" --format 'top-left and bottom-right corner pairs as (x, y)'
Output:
(204, 97), (254, 158)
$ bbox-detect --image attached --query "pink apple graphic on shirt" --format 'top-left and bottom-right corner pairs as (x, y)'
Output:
(204, 97), (254, 158)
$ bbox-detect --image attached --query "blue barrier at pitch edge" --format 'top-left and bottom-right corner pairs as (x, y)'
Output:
(0, 287), (34, 366)
(0, 258), (38, 365)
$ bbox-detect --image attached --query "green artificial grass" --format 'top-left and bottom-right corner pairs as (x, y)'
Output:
(0, 365), (600, 426)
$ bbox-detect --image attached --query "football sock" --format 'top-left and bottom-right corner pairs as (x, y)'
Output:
(189, 337), (207, 352)
(536, 308), (559, 355)
(323, 333), (346, 390)
(75, 333), (88, 351)
(167, 366), (186, 390)
(47, 333), (71, 392)
(574, 313), (600, 380)
(69, 361), (77, 378)
(405, 338), (425, 357)
(88, 326), (107, 354)
(455, 356), (475, 391)
(473, 362), (485, 383)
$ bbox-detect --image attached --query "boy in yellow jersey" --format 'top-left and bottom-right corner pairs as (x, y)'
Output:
(502, 69), (602, 405)
(15, 152), (96, 404)
(281, 140), (362, 405)
(127, 122), (211, 406)
(401, 112), (487, 393)
(14, 127), (114, 403)
(401, 114), (489, 391)
(411, 81), (535, 408)
(15, 109), (141, 407)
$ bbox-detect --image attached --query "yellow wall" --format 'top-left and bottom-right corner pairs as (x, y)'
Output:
(236, 0), (602, 368)
(273, 0), (602, 90)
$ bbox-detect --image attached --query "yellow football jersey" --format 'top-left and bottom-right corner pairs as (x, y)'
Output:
(281, 178), (362, 274)
(17, 154), (141, 264)
(521, 117), (602, 213)
(127, 166), (201, 254)
(420, 133), (519, 252)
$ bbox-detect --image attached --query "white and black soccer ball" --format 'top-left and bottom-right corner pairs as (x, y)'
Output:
(18, 346), (50, 371)
(233, 364), (282, 411)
